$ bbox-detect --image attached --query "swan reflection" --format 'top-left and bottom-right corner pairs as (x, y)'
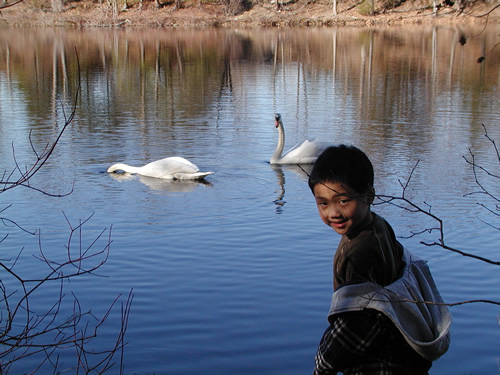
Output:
(108, 172), (212, 192)
(271, 163), (313, 214)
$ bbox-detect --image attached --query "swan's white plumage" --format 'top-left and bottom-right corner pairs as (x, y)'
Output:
(107, 157), (213, 180)
(270, 113), (332, 165)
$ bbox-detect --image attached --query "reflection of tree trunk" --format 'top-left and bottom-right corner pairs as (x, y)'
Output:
(447, 28), (458, 87)
(273, 37), (278, 70)
(296, 63), (301, 115)
(123, 38), (129, 71)
(359, 36), (366, 109)
(166, 52), (175, 128)
(51, 40), (69, 120)
(430, 26), (438, 108)
(332, 29), (337, 83)
(140, 40), (146, 121)
(301, 39), (310, 116)
(279, 38), (285, 87)
(171, 40), (182, 126)
(431, 26), (437, 89)
(175, 0), (182, 9)
(5, 45), (11, 86)
(52, 42), (58, 118)
(359, 30), (373, 114)
(272, 36), (278, 109)
(220, 57), (233, 93)
(175, 40), (184, 78)
(368, 30), (373, 96)
(60, 42), (68, 100)
(216, 56), (233, 123)
(478, 37), (485, 87)
(155, 41), (160, 105)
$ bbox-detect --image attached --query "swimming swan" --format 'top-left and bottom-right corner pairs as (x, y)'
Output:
(270, 113), (332, 165)
(107, 157), (213, 180)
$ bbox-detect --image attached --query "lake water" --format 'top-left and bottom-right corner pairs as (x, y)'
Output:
(0, 26), (499, 374)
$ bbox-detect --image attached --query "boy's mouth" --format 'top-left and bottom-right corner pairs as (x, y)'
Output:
(331, 220), (347, 229)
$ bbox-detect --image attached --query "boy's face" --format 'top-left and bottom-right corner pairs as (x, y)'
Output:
(313, 181), (373, 236)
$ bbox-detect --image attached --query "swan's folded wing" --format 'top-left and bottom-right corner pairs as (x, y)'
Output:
(173, 171), (214, 180)
(280, 140), (331, 164)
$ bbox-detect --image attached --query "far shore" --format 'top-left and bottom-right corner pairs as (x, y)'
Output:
(1, 0), (499, 28)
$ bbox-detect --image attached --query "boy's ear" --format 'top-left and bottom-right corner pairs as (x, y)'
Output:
(366, 187), (375, 205)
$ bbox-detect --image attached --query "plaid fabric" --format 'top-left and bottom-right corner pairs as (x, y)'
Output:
(313, 309), (431, 375)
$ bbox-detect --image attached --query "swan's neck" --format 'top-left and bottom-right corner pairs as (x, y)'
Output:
(271, 122), (285, 163)
(107, 163), (139, 174)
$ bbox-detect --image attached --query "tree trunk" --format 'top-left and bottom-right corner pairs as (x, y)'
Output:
(51, 0), (63, 12)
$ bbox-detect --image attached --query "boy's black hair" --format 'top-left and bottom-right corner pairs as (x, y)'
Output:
(308, 144), (374, 195)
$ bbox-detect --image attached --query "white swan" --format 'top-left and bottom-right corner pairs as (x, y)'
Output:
(107, 157), (213, 180)
(270, 113), (332, 165)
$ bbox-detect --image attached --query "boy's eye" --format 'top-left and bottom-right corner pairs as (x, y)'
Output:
(315, 199), (328, 206)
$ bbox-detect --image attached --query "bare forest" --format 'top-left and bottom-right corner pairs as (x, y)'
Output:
(0, 0), (499, 27)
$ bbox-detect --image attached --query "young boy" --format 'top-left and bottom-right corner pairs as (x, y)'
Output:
(308, 145), (451, 375)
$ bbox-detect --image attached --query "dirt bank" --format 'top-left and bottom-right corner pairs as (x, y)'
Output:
(1, 0), (499, 27)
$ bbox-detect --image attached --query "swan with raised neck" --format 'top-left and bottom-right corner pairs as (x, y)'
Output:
(270, 113), (332, 165)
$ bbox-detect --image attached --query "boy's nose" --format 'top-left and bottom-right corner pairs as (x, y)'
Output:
(327, 205), (340, 219)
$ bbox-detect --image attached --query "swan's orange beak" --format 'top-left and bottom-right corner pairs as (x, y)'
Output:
(275, 119), (279, 128)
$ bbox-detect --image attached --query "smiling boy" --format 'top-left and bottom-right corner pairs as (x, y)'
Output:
(308, 145), (451, 375)
(310, 145), (403, 291)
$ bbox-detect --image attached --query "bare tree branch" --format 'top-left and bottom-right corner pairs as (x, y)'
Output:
(376, 162), (499, 266)
(0, 48), (79, 197)
(300, 126), (499, 307)
(0, 0), (25, 10)
(0, 49), (132, 373)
